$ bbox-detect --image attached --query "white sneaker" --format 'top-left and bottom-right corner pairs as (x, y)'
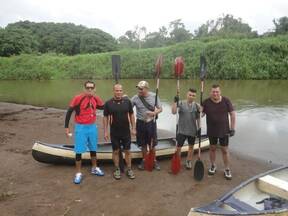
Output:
(208, 164), (217, 175)
(91, 167), (104, 176)
(224, 169), (232, 180)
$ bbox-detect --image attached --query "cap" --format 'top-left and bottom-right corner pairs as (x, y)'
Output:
(136, 80), (149, 89)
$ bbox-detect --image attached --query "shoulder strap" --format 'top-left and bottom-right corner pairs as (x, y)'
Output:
(75, 95), (87, 116)
(139, 96), (154, 111)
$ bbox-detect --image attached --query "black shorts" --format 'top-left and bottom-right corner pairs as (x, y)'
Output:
(176, 133), (196, 147)
(111, 135), (131, 151)
(209, 136), (229, 146)
(136, 119), (157, 147)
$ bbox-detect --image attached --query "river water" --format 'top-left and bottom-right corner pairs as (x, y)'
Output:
(0, 79), (287, 165)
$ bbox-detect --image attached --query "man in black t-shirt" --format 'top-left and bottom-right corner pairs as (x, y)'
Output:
(103, 84), (136, 180)
(202, 84), (236, 180)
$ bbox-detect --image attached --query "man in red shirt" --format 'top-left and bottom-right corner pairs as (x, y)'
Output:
(65, 81), (104, 184)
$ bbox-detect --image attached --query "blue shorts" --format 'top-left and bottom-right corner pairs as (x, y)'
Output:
(74, 123), (98, 154)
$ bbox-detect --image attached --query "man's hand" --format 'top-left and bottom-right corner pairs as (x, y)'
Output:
(65, 128), (71, 138)
(229, 129), (235, 137)
(174, 95), (179, 103)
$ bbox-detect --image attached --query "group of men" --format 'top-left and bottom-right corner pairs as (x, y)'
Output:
(65, 80), (235, 184)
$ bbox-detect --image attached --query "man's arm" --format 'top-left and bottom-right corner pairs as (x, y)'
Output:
(64, 107), (74, 137)
(171, 102), (177, 114)
(129, 112), (136, 136)
(103, 116), (109, 141)
(229, 111), (236, 130)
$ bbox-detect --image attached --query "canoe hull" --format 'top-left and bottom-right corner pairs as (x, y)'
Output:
(32, 136), (210, 165)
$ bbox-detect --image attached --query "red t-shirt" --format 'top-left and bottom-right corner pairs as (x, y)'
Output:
(69, 94), (104, 124)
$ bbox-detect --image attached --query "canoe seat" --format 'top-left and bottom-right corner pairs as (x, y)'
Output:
(257, 175), (288, 200)
(224, 195), (259, 212)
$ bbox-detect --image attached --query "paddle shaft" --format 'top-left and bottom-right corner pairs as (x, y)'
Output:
(112, 55), (125, 172)
(198, 81), (204, 158)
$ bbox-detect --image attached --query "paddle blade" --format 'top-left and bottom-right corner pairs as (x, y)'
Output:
(200, 55), (207, 81)
(194, 159), (204, 181)
(171, 153), (181, 175)
(144, 150), (155, 171)
(112, 55), (121, 83)
(155, 55), (163, 78)
(174, 57), (184, 77)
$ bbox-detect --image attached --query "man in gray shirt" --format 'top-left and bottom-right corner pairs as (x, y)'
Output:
(171, 88), (200, 169)
(131, 81), (162, 170)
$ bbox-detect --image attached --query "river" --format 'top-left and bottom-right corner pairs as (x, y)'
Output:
(0, 79), (287, 165)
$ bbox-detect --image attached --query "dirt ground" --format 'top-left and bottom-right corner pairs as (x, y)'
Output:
(0, 102), (276, 216)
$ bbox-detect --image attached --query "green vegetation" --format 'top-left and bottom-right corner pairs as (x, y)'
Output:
(1, 35), (287, 80)
(0, 21), (118, 57)
(0, 15), (287, 80)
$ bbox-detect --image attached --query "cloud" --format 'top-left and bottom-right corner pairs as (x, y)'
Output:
(0, 0), (287, 37)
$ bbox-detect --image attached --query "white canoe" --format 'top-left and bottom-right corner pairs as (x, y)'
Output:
(188, 165), (288, 216)
(32, 136), (210, 165)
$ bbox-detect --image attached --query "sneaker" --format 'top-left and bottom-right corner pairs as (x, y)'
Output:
(113, 168), (121, 180)
(138, 160), (145, 170)
(154, 160), (161, 171)
(208, 164), (217, 175)
(185, 160), (192, 169)
(224, 169), (232, 180)
(74, 173), (82, 184)
(91, 167), (105, 176)
(126, 169), (135, 179)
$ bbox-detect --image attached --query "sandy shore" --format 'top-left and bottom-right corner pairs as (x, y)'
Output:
(0, 102), (276, 216)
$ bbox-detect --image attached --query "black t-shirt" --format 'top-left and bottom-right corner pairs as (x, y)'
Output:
(202, 96), (234, 137)
(104, 97), (134, 137)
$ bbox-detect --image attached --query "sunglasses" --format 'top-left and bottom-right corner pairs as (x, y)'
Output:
(85, 86), (95, 90)
(138, 87), (143, 91)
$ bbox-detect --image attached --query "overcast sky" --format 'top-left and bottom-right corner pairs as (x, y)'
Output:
(0, 0), (287, 37)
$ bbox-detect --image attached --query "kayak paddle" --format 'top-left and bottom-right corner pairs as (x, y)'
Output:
(144, 55), (163, 171)
(193, 54), (207, 181)
(171, 56), (184, 175)
(111, 54), (125, 173)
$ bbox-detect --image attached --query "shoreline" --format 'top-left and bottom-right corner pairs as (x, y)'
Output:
(0, 102), (276, 216)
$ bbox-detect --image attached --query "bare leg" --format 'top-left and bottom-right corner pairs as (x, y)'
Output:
(124, 150), (131, 168)
(142, 145), (147, 159)
(113, 149), (120, 168)
(209, 145), (217, 166)
(91, 157), (97, 168)
(75, 160), (81, 174)
(176, 146), (182, 157)
(221, 146), (230, 169)
(186, 145), (194, 161)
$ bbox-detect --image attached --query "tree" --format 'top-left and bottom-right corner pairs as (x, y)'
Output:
(194, 14), (257, 39)
(0, 21), (118, 56)
(0, 27), (38, 56)
(273, 16), (288, 35)
(80, 29), (117, 54)
(118, 26), (147, 49)
(169, 19), (192, 43)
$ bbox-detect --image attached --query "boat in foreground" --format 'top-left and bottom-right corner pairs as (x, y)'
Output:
(188, 165), (288, 216)
(32, 136), (209, 165)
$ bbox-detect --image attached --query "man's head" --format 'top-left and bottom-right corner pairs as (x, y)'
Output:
(210, 84), (221, 101)
(136, 80), (149, 96)
(84, 81), (95, 95)
(113, 83), (123, 100)
(187, 88), (197, 102)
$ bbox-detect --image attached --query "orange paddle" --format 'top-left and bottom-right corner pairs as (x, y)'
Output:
(171, 57), (184, 174)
